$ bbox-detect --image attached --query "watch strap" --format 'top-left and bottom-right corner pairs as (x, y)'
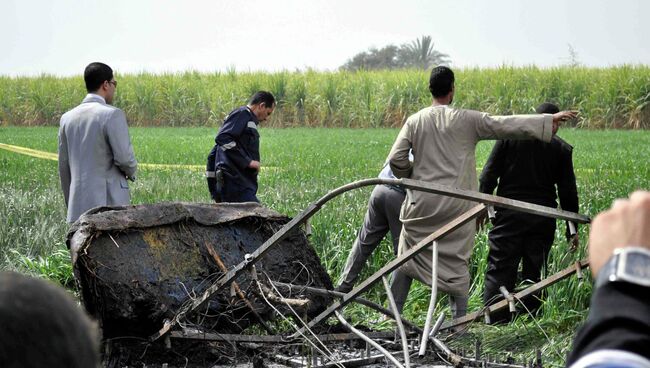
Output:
(595, 253), (618, 289)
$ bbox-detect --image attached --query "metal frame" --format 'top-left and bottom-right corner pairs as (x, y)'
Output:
(440, 259), (590, 331)
(292, 204), (487, 338)
(149, 175), (591, 366)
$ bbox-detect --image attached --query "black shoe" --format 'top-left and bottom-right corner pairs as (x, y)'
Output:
(334, 284), (352, 294)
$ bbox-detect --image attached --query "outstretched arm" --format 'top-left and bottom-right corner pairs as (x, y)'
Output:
(472, 110), (577, 143)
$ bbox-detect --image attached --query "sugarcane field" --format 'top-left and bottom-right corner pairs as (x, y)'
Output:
(2, 2), (650, 368)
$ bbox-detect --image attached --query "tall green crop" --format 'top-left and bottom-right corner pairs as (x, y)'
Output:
(2, 66), (649, 128)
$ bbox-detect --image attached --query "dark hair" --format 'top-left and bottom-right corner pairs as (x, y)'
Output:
(0, 272), (99, 368)
(84, 62), (114, 93)
(535, 102), (560, 114)
(249, 91), (275, 108)
(429, 66), (455, 98)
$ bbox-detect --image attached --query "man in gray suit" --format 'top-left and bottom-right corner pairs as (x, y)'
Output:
(58, 62), (137, 223)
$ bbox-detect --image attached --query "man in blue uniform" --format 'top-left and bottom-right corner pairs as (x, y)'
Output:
(206, 91), (275, 203)
(479, 102), (579, 321)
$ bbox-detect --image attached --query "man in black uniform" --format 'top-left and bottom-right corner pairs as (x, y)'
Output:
(206, 91), (275, 203)
(479, 102), (579, 321)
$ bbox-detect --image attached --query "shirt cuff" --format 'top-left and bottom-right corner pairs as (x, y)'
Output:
(540, 114), (554, 142)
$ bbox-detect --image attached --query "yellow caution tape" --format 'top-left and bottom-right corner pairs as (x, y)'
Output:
(0, 143), (278, 172)
(0, 143), (630, 175)
(0, 143), (59, 161)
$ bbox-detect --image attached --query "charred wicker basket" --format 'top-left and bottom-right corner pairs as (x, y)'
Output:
(67, 202), (333, 338)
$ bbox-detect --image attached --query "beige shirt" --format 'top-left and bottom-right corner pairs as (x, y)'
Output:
(388, 105), (552, 295)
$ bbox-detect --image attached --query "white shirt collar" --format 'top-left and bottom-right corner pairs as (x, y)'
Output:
(87, 93), (106, 104)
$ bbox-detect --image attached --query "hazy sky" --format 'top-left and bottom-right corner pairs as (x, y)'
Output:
(1, 0), (648, 76)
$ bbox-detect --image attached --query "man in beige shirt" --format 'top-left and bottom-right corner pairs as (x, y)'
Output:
(388, 66), (576, 318)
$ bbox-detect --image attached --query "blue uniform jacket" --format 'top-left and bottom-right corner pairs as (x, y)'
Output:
(206, 106), (260, 200)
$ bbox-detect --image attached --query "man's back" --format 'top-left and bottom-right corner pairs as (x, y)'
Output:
(61, 99), (124, 174)
(394, 105), (554, 190)
(479, 136), (578, 211)
(58, 94), (137, 222)
(388, 103), (554, 296)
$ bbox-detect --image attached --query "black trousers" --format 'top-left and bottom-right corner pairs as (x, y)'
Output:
(483, 209), (556, 322)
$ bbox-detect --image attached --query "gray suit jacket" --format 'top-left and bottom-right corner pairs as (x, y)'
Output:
(58, 94), (138, 223)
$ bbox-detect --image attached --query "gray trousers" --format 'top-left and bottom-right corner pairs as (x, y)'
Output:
(337, 185), (405, 293)
(390, 270), (468, 319)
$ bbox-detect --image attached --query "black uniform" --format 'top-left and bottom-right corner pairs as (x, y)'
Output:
(206, 106), (260, 202)
(479, 136), (578, 318)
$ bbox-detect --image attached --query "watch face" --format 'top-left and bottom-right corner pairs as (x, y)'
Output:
(619, 250), (650, 287)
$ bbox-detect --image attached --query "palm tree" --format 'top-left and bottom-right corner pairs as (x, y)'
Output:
(340, 36), (450, 71)
(399, 35), (450, 69)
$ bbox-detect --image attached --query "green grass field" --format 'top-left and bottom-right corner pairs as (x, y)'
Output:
(1, 126), (649, 366)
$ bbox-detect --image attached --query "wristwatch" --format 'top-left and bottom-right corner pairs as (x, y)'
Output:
(595, 247), (650, 288)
